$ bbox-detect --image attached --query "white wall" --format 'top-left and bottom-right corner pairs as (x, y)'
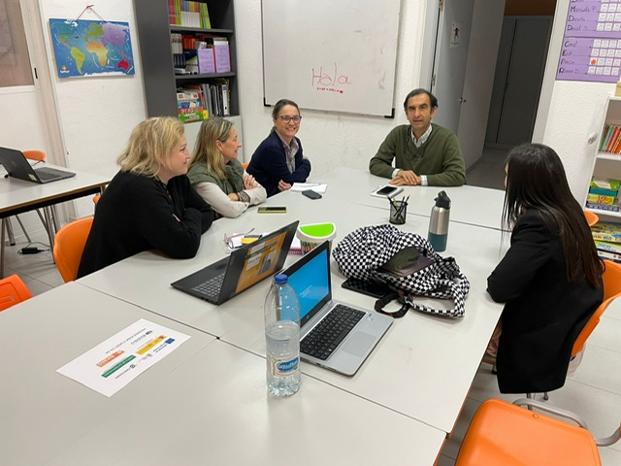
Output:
(536, 0), (616, 201)
(234, 0), (428, 177)
(457, 0), (505, 168)
(37, 0), (147, 216)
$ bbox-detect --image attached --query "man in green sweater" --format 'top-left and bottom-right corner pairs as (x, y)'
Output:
(369, 89), (466, 186)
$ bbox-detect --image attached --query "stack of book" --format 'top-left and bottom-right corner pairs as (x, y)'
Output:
(168, 0), (211, 28)
(586, 179), (621, 212)
(177, 88), (208, 123)
(592, 222), (621, 262)
(600, 124), (621, 154)
(170, 35), (230, 75)
(176, 79), (231, 121)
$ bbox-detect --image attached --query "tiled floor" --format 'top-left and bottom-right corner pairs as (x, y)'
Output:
(4, 209), (621, 465)
(466, 145), (509, 190)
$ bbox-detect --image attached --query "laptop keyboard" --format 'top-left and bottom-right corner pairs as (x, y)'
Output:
(301, 304), (365, 360)
(191, 273), (225, 299)
(35, 167), (72, 180)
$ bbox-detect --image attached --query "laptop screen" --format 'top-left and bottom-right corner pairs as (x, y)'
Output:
(287, 247), (330, 323)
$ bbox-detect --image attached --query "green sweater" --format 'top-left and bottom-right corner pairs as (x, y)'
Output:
(187, 158), (244, 194)
(369, 123), (466, 186)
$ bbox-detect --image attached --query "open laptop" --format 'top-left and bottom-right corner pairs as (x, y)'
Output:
(172, 221), (299, 305)
(284, 241), (393, 376)
(0, 147), (75, 184)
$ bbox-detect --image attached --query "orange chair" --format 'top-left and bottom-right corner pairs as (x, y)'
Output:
(241, 161), (249, 170)
(584, 210), (599, 227)
(455, 398), (620, 466)
(92, 194), (101, 204)
(0, 274), (32, 311)
(53, 217), (93, 282)
(573, 260), (621, 357)
(22, 150), (46, 162)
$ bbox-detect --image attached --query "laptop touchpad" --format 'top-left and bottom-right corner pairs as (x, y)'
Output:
(342, 332), (375, 357)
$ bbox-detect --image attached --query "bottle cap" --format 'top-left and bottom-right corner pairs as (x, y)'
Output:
(274, 274), (288, 285)
(435, 191), (451, 209)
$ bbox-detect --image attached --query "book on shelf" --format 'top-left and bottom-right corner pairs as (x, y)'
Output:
(177, 80), (231, 120)
(176, 88), (208, 123)
(592, 222), (621, 242)
(598, 249), (621, 262)
(595, 239), (621, 254)
(586, 202), (621, 212)
(198, 47), (215, 74)
(168, 0), (211, 28)
(587, 193), (617, 206)
(213, 37), (231, 73)
(590, 179), (621, 197)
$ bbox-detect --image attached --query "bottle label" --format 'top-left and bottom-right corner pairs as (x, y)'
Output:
(270, 356), (299, 376)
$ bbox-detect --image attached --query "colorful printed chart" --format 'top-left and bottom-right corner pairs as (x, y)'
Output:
(558, 0), (621, 82)
(49, 18), (135, 78)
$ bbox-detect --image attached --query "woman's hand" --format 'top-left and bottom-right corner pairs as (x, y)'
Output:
(278, 180), (292, 192)
(228, 193), (239, 201)
(243, 174), (258, 189)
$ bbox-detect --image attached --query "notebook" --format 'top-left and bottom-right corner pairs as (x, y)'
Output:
(0, 147), (75, 184)
(284, 241), (393, 376)
(171, 221), (299, 305)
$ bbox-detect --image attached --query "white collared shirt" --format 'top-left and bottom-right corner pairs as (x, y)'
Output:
(391, 125), (433, 185)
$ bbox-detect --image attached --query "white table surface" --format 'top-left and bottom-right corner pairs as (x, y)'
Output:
(0, 283), (444, 466)
(0, 282), (216, 466)
(317, 167), (507, 230)
(78, 192), (505, 433)
(0, 165), (109, 216)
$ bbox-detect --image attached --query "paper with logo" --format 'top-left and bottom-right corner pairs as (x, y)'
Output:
(57, 319), (190, 397)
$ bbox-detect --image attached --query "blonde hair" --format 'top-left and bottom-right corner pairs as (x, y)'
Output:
(191, 117), (233, 181)
(117, 117), (184, 176)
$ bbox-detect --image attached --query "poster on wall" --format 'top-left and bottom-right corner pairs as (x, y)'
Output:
(49, 18), (135, 78)
(557, 0), (621, 83)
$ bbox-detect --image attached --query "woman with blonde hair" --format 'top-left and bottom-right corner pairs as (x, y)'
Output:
(188, 118), (266, 217)
(78, 117), (215, 278)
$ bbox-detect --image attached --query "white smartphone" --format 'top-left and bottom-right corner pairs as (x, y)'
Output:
(370, 185), (404, 198)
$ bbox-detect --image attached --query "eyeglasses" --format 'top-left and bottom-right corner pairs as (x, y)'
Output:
(223, 227), (255, 251)
(277, 115), (302, 123)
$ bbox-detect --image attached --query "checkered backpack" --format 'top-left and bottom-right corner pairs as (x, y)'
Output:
(332, 224), (470, 318)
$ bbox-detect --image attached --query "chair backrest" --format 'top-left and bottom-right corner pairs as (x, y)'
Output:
(572, 259), (621, 356)
(22, 150), (46, 162)
(240, 161), (249, 170)
(0, 274), (32, 311)
(584, 210), (599, 227)
(92, 194), (101, 204)
(53, 217), (94, 283)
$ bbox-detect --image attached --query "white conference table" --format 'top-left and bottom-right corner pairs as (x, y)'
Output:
(78, 189), (505, 433)
(317, 167), (507, 230)
(0, 165), (110, 277)
(1, 283), (444, 466)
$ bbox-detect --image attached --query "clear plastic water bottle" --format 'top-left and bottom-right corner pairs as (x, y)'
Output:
(264, 273), (301, 397)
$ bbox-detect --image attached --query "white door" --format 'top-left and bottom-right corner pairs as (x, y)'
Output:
(0, 0), (53, 153)
(430, 0), (475, 133)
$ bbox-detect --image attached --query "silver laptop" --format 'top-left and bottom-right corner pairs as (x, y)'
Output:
(283, 241), (393, 376)
(0, 146), (75, 184)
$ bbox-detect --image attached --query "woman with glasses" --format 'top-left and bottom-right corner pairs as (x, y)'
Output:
(188, 118), (266, 218)
(247, 98), (311, 197)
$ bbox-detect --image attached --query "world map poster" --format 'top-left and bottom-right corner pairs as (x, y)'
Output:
(49, 19), (135, 78)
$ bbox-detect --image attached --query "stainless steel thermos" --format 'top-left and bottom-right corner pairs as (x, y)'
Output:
(428, 191), (450, 252)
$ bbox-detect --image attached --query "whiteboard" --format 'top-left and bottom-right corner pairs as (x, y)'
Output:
(262, 0), (401, 117)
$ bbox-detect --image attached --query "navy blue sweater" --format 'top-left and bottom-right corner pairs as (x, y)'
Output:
(247, 131), (311, 197)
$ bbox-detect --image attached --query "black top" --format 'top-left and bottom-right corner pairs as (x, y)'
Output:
(247, 131), (311, 197)
(77, 170), (216, 278)
(487, 210), (602, 393)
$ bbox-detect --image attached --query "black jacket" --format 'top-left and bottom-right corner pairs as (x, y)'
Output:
(247, 131), (311, 197)
(77, 170), (215, 278)
(487, 210), (602, 393)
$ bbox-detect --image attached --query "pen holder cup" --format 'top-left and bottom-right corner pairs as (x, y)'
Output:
(389, 200), (407, 225)
(296, 222), (337, 254)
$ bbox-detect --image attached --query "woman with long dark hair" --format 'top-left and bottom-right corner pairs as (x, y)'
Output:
(487, 143), (603, 394)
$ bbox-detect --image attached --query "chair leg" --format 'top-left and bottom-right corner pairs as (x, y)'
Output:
(1, 219), (6, 278)
(543, 392), (549, 401)
(42, 208), (55, 249)
(5, 218), (16, 246)
(14, 215), (32, 243)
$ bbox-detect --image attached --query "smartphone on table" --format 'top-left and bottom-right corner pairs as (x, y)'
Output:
(302, 189), (322, 200)
(370, 185), (404, 198)
(258, 206), (287, 214)
(342, 277), (393, 299)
